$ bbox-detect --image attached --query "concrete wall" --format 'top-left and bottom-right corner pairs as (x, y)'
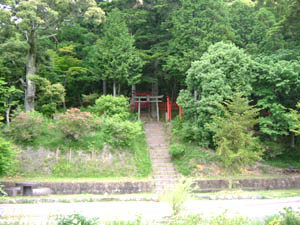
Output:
(193, 176), (300, 192)
(1, 181), (153, 195)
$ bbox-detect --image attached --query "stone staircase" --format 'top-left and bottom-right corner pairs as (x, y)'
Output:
(144, 122), (179, 193)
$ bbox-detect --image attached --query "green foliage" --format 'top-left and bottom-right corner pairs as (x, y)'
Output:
(54, 108), (99, 141)
(162, 179), (194, 216)
(289, 102), (300, 136)
(169, 144), (185, 158)
(132, 134), (152, 177)
(178, 42), (255, 146)
(51, 154), (136, 178)
(261, 137), (287, 160)
(0, 79), (22, 119)
(29, 76), (65, 117)
(82, 93), (99, 106)
(56, 213), (99, 225)
(6, 111), (47, 143)
(0, 136), (18, 177)
(88, 8), (144, 93)
(101, 117), (144, 149)
(208, 92), (263, 174)
(264, 147), (300, 169)
(253, 55), (300, 138)
(265, 207), (300, 225)
(166, 0), (234, 83)
(91, 95), (131, 120)
(207, 211), (253, 225)
(169, 120), (222, 176)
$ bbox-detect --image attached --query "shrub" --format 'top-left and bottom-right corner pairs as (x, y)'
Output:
(54, 108), (100, 140)
(169, 144), (185, 158)
(6, 111), (46, 143)
(101, 117), (143, 148)
(208, 92), (263, 174)
(90, 95), (130, 119)
(265, 207), (300, 225)
(0, 136), (18, 177)
(56, 213), (98, 225)
(163, 179), (194, 216)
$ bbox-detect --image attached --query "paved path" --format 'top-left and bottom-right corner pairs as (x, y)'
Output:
(1, 198), (300, 224)
(144, 122), (179, 193)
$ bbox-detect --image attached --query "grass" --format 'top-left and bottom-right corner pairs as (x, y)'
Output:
(132, 133), (152, 177)
(264, 152), (300, 169)
(0, 176), (151, 183)
(3, 209), (300, 225)
(169, 143), (222, 176)
(194, 189), (300, 199)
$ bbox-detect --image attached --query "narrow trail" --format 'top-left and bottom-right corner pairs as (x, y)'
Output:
(144, 120), (179, 193)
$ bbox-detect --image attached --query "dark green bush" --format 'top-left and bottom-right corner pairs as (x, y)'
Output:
(5, 111), (47, 143)
(101, 117), (144, 149)
(169, 144), (185, 158)
(90, 95), (130, 120)
(56, 213), (98, 225)
(0, 136), (18, 177)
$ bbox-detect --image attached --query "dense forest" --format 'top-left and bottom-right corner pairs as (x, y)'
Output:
(1, 0), (300, 158)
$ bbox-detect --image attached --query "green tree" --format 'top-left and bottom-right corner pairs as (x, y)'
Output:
(178, 42), (255, 146)
(253, 53), (300, 140)
(165, 0), (234, 85)
(0, 136), (18, 177)
(208, 92), (263, 175)
(29, 76), (65, 117)
(90, 9), (144, 97)
(0, 0), (104, 111)
(229, 0), (256, 49)
(0, 79), (22, 125)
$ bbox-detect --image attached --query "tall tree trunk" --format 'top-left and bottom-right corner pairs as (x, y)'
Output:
(118, 83), (121, 96)
(131, 85), (136, 110)
(24, 31), (37, 112)
(5, 96), (12, 126)
(291, 132), (295, 149)
(194, 90), (198, 100)
(151, 60), (159, 117)
(103, 80), (107, 95)
(113, 79), (116, 97)
(77, 91), (83, 107)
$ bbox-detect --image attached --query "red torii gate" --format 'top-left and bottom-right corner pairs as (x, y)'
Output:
(133, 92), (182, 121)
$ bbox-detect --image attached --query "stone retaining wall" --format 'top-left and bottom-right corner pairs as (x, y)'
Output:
(1, 181), (153, 195)
(194, 176), (300, 192)
(2, 176), (300, 195)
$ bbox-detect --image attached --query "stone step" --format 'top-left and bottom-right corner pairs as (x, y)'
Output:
(153, 171), (178, 176)
(153, 175), (178, 180)
(150, 156), (171, 160)
(148, 144), (168, 148)
(150, 151), (170, 154)
(151, 159), (172, 163)
(152, 162), (175, 167)
(154, 178), (178, 184)
(153, 167), (177, 172)
(149, 148), (169, 152)
(150, 152), (171, 156)
(145, 132), (165, 136)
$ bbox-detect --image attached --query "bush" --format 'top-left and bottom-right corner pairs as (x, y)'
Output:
(56, 213), (98, 225)
(54, 108), (100, 140)
(169, 144), (185, 158)
(208, 92), (263, 174)
(163, 179), (194, 216)
(265, 207), (300, 225)
(0, 136), (18, 177)
(6, 111), (46, 143)
(90, 95), (130, 119)
(101, 117), (144, 148)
